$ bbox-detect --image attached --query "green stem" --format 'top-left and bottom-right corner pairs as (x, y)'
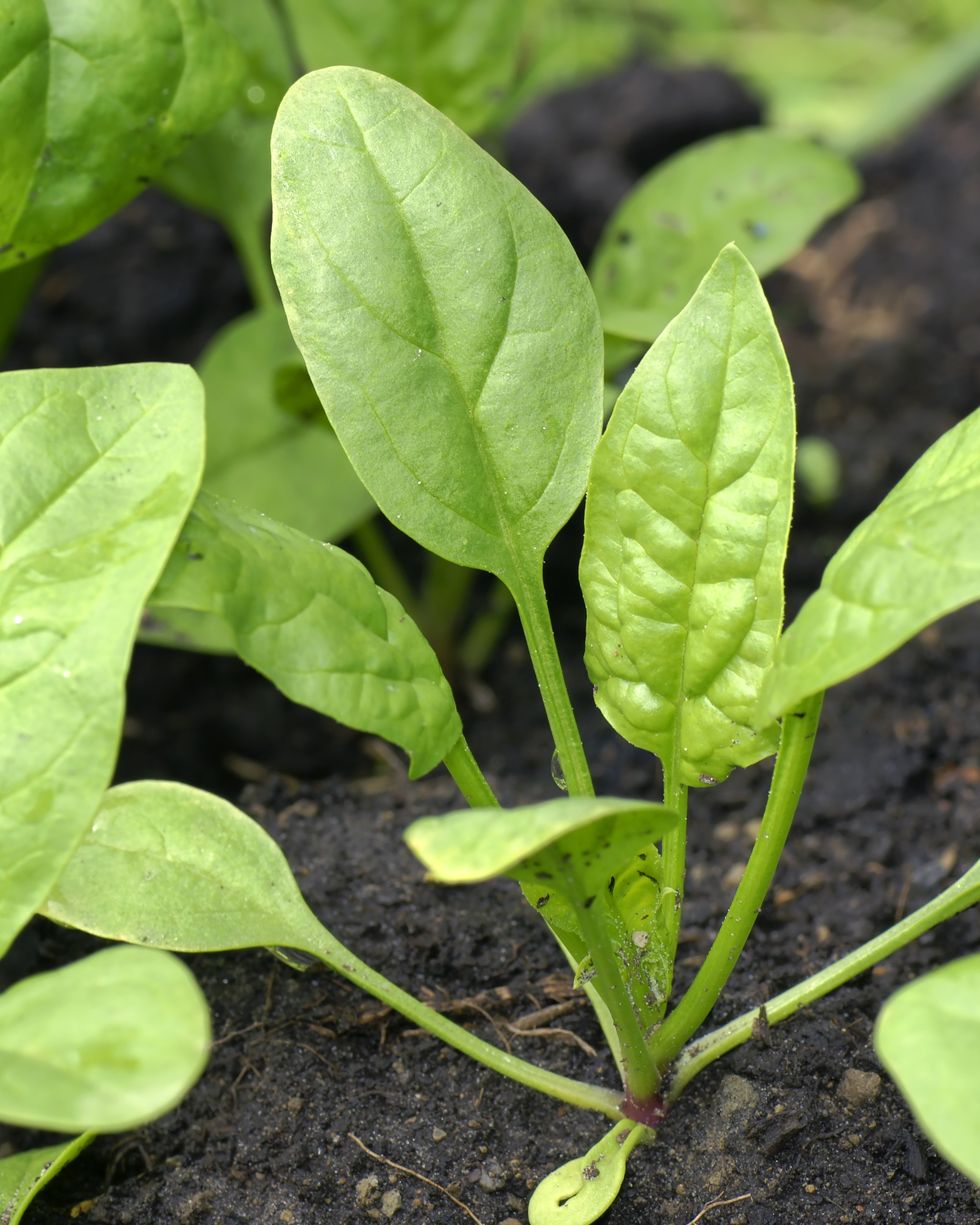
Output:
(229, 217), (279, 313)
(302, 920), (622, 1119)
(443, 734), (499, 809)
(668, 857), (980, 1103)
(352, 520), (418, 617)
(512, 563), (594, 798)
(457, 579), (515, 676)
(649, 692), (823, 1070)
(659, 759), (688, 951)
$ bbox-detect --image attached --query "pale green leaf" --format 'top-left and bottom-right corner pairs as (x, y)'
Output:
(760, 406), (980, 720)
(0, 947), (209, 1132)
(528, 1120), (646, 1225)
(44, 781), (324, 955)
(282, 0), (523, 133)
(591, 129), (859, 355)
(0, 0), (242, 269)
(0, 1134), (92, 1225)
(0, 364), (205, 954)
(271, 67), (603, 592)
(405, 796), (676, 886)
(875, 953), (980, 1185)
(198, 308), (374, 541)
(149, 491), (460, 777)
(581, 245), (795, 787)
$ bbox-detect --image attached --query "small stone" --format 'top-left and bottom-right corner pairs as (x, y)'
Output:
(286, 1096), (303, 1112)
(837, 1068), (882, 1107)
(380, 1189), (402, 1217)
(479, 1159), (508, 1192)
(432, 1126), (447, 1142)
(804, 1183), (817, 1194)
(356, 1175), (380, 1208)
(499, 1219), (524, 1225)
(279, 1212), (296, 1223)
(722, 862), (746, 890)
(714, 819), (740, 843)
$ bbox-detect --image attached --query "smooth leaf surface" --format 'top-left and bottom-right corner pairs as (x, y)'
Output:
(405, 797), (676, 885)
(0, 1134), (92, 1225)
(44, 781), (324, 954)
(528, 1120), (646, 1225)
(581, 245), (795, 786)
(149, 491), (460, 777)
(0, 364), (205, 954)
(760, 406), (980, 719)
(875, 953), (980, 1184)
(591, 129), (859, 351)
(199, 308), (374, 540)
(282, 0), (523, 133)
(0, 947), (210, 1132)
(271, 67), (603, 591)
(0, 0), (242, 269)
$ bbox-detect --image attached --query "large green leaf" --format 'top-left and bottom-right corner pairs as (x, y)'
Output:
(875, 953), (980, 1185)
(281, 0), (523, 133)
(581, 245), (795, 787)
(271, 67), (603, 594)
(198, 308), (374, 540)
(405, 796), (676, 886)
(149, 491), (460, 777)
(0, 1135), (93, 1225)
(592, 129), (859, 353)
(759, 406), (980, 720)
(0, 947), (210, 1132)
(0, 0), (242, 270)
(44, 781), (325, 955)
(0, 364), (205, 955)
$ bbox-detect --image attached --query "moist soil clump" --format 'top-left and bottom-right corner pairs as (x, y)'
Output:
(2, 64), (979, 1225)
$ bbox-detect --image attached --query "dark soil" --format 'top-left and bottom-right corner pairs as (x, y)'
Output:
(3, 61), (980, 1225)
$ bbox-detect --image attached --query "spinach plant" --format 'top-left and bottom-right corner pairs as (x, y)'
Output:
(0, 365), (213, 1222)
(9, 66), (979, 1222)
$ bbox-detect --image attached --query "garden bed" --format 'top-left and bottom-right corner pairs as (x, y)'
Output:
(2, 65), (979, 1225)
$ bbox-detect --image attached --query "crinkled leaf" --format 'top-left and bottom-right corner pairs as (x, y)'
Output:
(581, 245), (795, 787)
(0, 947), (209, 1132)
(281, 0), (523, 133)
(149, 491), (460, 776)
(0, 1134), (92, 1225)
(760, 406), (980, 720)
(0, 0), (242, 269)
(199, 308), (374, 540)
(875, 952), (980, 1184)
(405, 796), (676, 886)
(0, 364), (205, 955)
(271, 67), (603, 591)
(528, 1120), (646, 1225)
(44, 781), (325, 955)
(592, 129), (859, 354)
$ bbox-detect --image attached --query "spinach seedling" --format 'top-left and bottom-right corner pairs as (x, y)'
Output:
(26, 67), (980, 1223)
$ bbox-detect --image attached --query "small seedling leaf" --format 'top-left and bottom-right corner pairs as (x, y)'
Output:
(0, 947), (209, 1132)
(0, 1134), (92, 1225)
(582, 245), (794, 785)
(281, 0), (524, 133)
(0, 0), (242, 268)
(0, 364), (204, 955)
(44, 780), (328, 956)
(528, 1120), (646, 1225)
(760, 405), (980, 719)
(592, 128), (858, 362)
(875, 952), (980, 1184)
(149, 491), (460, 777)
(271, 67), (603, 591)
(405, 796), (676, 887)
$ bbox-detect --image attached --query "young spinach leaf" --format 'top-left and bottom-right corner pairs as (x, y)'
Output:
(592, 129), (859, 351)
(0, 0), (242, 269)
(0, 947), (209, 1132)
(760, 404), (980, 720)
(271, 66), (603, 594)
(281, 0), (524, 133)
(0, 364), (204, 953)
(148, 490), (460, 777)
(581, 244), (795, 787)
(875, 952), (980, 1184)
(0, 1135), (93, 1225)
